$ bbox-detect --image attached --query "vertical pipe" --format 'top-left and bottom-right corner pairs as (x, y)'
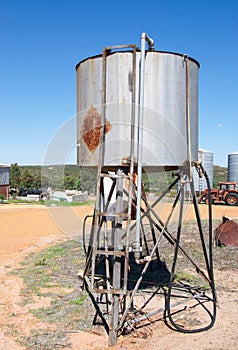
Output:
(185, 56), (192, 180)
(123, 45), (137, 291)
(135, 33), (154, 261)
(109, 168), (123, 346)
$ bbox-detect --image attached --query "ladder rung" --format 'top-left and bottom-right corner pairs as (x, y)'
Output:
(99, 173), (130, 180)
(96, 249), (126, 256)
(97, 211), (129, 218)
(93, 288), (128, 295)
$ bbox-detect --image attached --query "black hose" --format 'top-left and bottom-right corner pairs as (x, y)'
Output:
(200, 163), (217, 304)
(166, 165), (217, 333)
(83, 214), (94, 255)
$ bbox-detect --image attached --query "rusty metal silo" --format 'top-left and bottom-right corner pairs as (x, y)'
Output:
(77, 34), (216, 347)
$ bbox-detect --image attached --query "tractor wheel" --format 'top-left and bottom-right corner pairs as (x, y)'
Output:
(225, 192), (238, 206)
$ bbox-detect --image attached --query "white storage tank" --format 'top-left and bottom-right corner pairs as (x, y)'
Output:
(228, 151), (238, 183)
(76, 49), (199, 171)
(193, 149), (214, 192)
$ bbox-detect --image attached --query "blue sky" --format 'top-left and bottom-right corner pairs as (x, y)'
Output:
(0, 0), (237, 167)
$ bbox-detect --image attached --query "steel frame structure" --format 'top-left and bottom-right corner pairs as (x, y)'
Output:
(82, 39), (216, 347)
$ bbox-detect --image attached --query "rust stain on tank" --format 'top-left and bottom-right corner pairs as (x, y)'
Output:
(82, 106), (112, 153)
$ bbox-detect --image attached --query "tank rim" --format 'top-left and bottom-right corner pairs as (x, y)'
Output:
(75, 50), (200, 70)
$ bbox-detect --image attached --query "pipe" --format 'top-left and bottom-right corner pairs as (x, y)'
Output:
(141, 32), (154, 48)
(134, 32), (154, 262)
(185, 55), (192, 181)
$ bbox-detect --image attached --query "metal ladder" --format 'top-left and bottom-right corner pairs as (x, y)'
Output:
(83, 44), (137, 346)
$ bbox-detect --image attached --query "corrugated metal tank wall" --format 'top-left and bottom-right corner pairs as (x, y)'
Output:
(0, 164), (10, 199)
(0, 164), (10, 186)
(228, 152), (238, 183)
(193, 149), (214, 191)
(76, 50), (199, 170)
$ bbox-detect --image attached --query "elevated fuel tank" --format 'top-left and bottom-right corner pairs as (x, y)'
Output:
(76, 50), (199, 170)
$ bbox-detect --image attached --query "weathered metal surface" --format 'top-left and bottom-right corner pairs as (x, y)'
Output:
(76, 51), (199, 169)
(214, 216), (238, 247)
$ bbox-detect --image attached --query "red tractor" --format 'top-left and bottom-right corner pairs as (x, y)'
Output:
(198, 182), (238, 206)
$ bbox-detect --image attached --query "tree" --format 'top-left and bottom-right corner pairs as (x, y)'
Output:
(213, 165), (228, 188)
(32, 173), (41, 188)
(74, 177), (81, 190)
(20, 169), (35, 189)
(79, 168), (97, 193)
(10, 163), (21, 188)
(64, 176), (75, 190)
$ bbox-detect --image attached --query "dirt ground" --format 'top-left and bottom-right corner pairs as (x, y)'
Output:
(0, 202), (238, 350)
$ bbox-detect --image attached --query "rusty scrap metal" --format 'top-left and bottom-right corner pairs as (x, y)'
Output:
(214, 216), (238, 247)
